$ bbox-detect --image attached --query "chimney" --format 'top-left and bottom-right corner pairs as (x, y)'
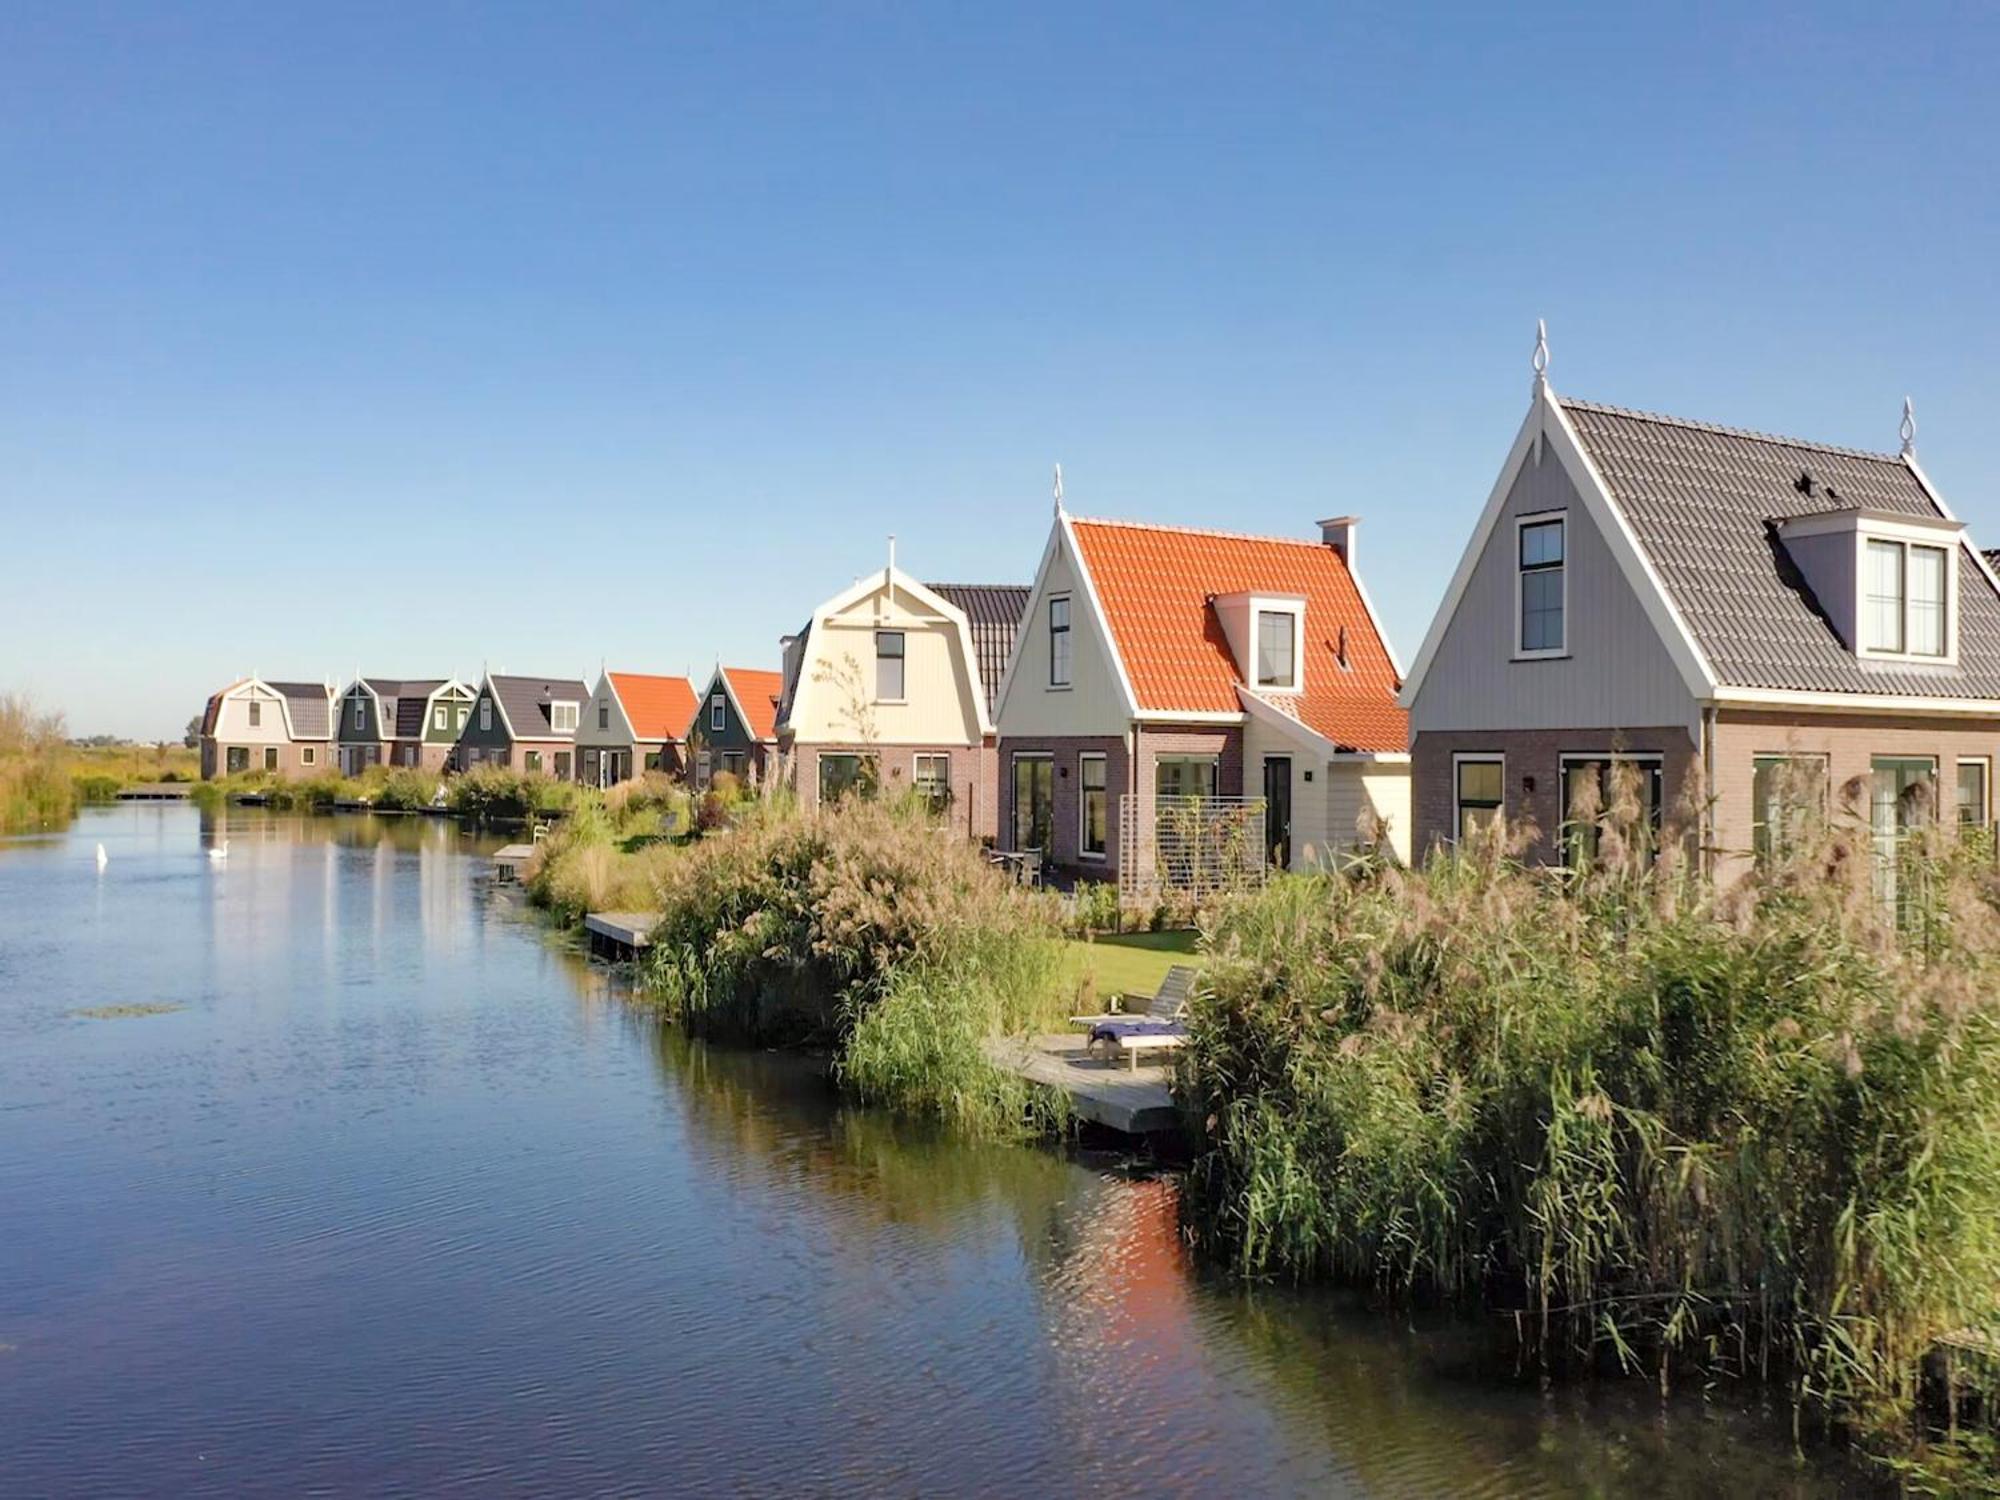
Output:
(1318, 515), (1358, 567)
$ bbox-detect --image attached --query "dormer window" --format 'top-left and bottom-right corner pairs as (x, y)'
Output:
(550, 701), (578, 733)
(876, 630), (906, 700)
(710, 694), (725, 732)
(1864, 539), (1948, 657)
(353, 698), (366, 731)
(1516, 514), (1566, 657)
(1256, 609), (1297, 688)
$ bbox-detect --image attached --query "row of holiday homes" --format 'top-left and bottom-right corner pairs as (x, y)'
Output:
(200, 368), (2000, 888)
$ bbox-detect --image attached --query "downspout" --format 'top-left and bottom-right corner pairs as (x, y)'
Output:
(1701, 703), (1718, 879)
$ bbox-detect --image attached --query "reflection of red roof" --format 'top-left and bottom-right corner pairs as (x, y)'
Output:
(722, 667), (784, 741)
(1070, 518), (1407, 753)
(609, 673), (697, 741)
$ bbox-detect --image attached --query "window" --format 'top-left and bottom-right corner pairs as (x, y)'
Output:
(819, 753), (875, 803)
(1079, 753), (1108, 857)
(352, 699), (365, 731)
(524, 750), (542, 774)
(1872, 756), (1937, 907)
(696, 750), (712, 786)
(1752, 755), (1827, 863)
(913, 752), (950, 810)
(550, 702), (578, 733)
(264, 747), (279, 772)
(1559, 755), (1664, 867)
(875, 631), (906, 700)
(1048, 597), (1072, 687)
(434, 705), (447, 731)
(302, 747), (317, 767)
(226, 746), (249, 774)
(1256, 610), (1296, 688)
(721, 750), (747, 778)
(554, 752), (571, 779)
(1864, 539), (1950, 657)
(599, 701), (610, 730)
(479, 699), (492, 731)
(710, 694), (726, 733)
(1958, 759), (1989, 829)
(1454, 756), (1503, 842)
(1012, 755), (1053, 850)
(644, 752), (662, 772)
(457, 706), (468, 729)
(1517, 515), (1566, 655)
(1154, 756), (1218, 801)
(248, 701), (262, 728)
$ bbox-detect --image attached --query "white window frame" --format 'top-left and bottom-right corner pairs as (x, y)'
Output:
(550, 701), (578, 734)
(1452, 752), (1505, 843)
(479, 699), (492, 731)
(912, 751), (950, 808)
(301, 746), (316, 767)
(1957, 756), (1990, 829)
(353, 698), (366, 731)
(523, 749), (542, 774)
(1254, 607), (1302, 690)
(1077, 751), (1108, 860)
(710, 694), (726, 733)
(434, 705), (447, 731)
(1858, 532), (1956, 664)
(696, 749), (712, 787)
(1048, 595), (1072, 689)
(875, 630), (907, 703)
(1513, 511), (1568, 660)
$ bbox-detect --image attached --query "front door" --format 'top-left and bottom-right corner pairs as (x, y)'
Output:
(1012, 756), (1052, 852)
(1871, 756), (1937, 909)
(1262, 756), (1292, 870)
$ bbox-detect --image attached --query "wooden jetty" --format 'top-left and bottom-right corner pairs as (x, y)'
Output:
(116, 783), (192, 801)
(584, 911), (659, 960)
(490, 843), (537, 883)
(981, 1034), (1180, 1136)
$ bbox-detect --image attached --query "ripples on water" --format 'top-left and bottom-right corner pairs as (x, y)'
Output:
(0, 807), (1873, 1496)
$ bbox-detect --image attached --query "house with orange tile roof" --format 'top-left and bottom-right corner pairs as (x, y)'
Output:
(993, 505), (1410, 888)
(575, 671), (699, 786)
(773, 550), (1026, 839)
(691, 665), (784, 787)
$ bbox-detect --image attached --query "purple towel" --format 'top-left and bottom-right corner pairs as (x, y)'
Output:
(1089, 1019), (1187, 1045)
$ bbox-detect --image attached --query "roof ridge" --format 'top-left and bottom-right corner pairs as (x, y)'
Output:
(1559, 396), (1905, 464)
(1069, 514), (1334, 550)
(926, 581), (1030, 591)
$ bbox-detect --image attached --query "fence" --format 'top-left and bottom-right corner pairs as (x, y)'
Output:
(1117, 794), (1268, 903)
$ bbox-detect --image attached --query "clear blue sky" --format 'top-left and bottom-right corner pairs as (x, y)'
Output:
(4, 2), (1995, 738)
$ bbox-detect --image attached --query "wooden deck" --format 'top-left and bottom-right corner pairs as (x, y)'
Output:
(584, 911), (659, 959)
(116, 783), (192, 801)
(490, 843), (537, 882)
(981, 1034), (1180, 1136)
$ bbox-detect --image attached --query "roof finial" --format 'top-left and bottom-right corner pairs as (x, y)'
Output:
(1531, 318), (1549, 394)
(1052, 462), (1065, 516)
(1900, 395), (1916, 456)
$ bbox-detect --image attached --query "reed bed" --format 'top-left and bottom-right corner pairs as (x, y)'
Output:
(0, 695), (197, 831)
(1179, 769), (2000, 1480)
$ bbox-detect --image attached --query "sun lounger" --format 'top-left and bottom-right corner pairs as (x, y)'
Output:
(1085, 1015), (1188, 1069)
(1069, 963), (1197, 1029)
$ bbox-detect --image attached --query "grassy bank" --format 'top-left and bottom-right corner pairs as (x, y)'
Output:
(1179, 788), (2000, 1481)
(1, 694), (197, 833)
(619, 796), (1071, 1137)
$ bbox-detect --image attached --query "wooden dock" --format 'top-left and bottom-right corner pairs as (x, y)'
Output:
(584, 911), (659, 959)
(981, 1034), (1181, 1136)
(491, 843), (537, 883)
(116, 783), (192, 801)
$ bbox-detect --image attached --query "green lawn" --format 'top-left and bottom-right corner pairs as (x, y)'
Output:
(1058, 929), (1200, 1010)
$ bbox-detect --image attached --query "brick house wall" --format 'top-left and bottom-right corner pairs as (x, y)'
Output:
(203, 739), (335, 780)
(995, 734), (1128, 881)
(1411, 725), (1698, 865)
(790, 741), (991, 841)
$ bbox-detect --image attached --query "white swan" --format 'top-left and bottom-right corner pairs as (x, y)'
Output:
(207, 840), (229, 863)
(96, 843), (108, 871)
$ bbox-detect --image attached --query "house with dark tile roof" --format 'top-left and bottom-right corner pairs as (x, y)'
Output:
(576, 671), (698, 785)
(993, 505), (1409, 885)
(691, 666), (784, 787)
(334, 677), (476, 774)
(451, 673), (591, 777)
(772, 560), (1024, 838)
(199, 676), (336, 779)
(1402, 361), (2000, 881)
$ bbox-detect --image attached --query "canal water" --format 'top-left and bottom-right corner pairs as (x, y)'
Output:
(0, 805), (1870, 1496)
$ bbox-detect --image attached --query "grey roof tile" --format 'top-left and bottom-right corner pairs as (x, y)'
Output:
(268, 681), (333, 739)
(928, 583), (1029, 714)
(361, 677), (448, 740)
(1561, 399), (2000, 699)
(490, 675), (590, 741)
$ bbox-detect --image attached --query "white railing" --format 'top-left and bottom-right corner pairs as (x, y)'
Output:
(1117, 794), (1268, 902)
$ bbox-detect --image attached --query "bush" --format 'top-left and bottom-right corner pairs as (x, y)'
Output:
(367, 768), (441, 811)
(1179, 787), (2000, 1472)
(446, 765), (582, 822)
(637, 797), (1066, 1133)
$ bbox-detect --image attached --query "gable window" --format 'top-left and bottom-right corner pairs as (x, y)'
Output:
(1752, 754), (1828, 864)
(434, 705), (447, 731)
(1049, 596), (1072, 687)
(598, 701), (610, 730)
(457, 706), (468, 729)
(353, 699), (366, 731)
(479, 699), (492, 732)
(248, 701), (262, 728)
(1517, 515), (1566, 656)
(1454, 756), (1503, 842)
(710, 694), (726, 733)
(876, 631), (906, 701)
(913, 752), (950, 811)
(550, 702), (578, 733)
(1255, 610), (1297, 688)
(1078, 752), (1107, 858)
(1863, 538), (1948, 657)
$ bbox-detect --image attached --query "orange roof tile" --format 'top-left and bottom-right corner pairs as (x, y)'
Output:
(608, 673), (698, 742)
(721, 667), (785, 741)
(1069, 518), (1408, 753)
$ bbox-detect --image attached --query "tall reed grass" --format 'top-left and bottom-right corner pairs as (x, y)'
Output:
(0, 694), (74, 833)
(1180, 768), (2000, 1478)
